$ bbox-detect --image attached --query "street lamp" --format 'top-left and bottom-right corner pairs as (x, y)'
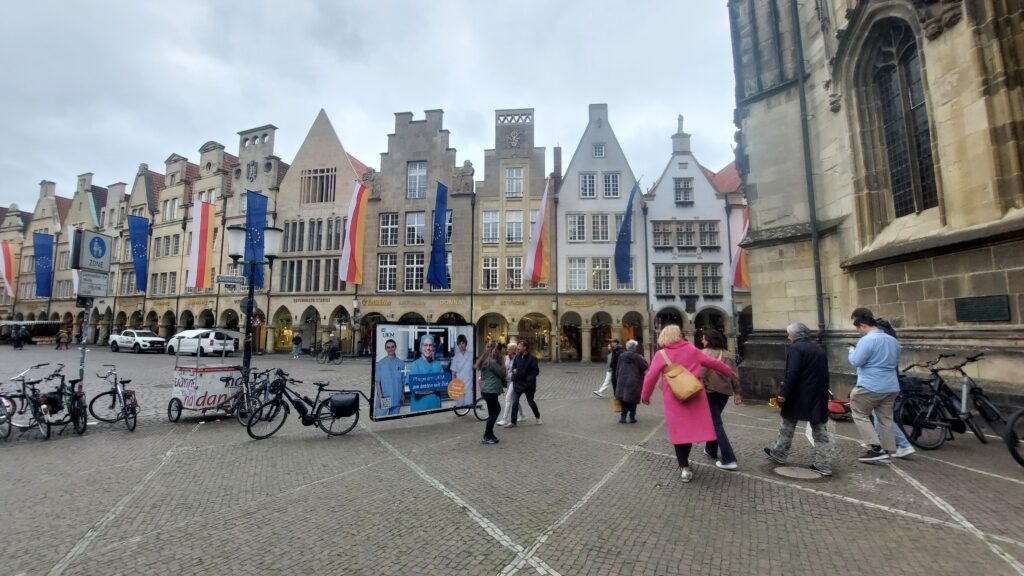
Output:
(226, 224), (282, 384)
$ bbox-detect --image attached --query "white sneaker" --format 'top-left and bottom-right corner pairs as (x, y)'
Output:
(894, 446), (916, 458)
(495, 420), (507, 427)
(535, 418), (543, 425)
(680, 469), (693, 482)
(715, 461), (739, 471)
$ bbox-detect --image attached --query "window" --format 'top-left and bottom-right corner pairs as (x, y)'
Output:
(603, 173), (620, 198)
(377, 254), (396, 292)
(172, 234), (181, 255)
(592, 257), (610, 290)
(506, 256), (522, 290)
(702, 264), (721, 295)
(529, 209), (540, 240)
(334, 217), (343, 250)
(283, 222), (291, 252)
(699, 222), (720, 247)
(131, 206), (145, 217)
(405, 212), (425, 245)
(680, 265), (698, 295)
(169, 272), (177, 294)
(379, 213), (398, 246)
(444, 209), (453, 244)
(568, 258), (587, 291)
(593, 144), (605, 158)
(505, 211), (523, 243)
(171, 198), (179, 220)
(873, 25), (937, 218)
(430, 252), (453, 292)
(655, 265), (673, 295)
(482, 257), (498, 290)
(153, 237), (161, 258)
(591, 214), (609, 242)
(674, 178), (694, 203)
(297, 220), (305, 251)
(300, 167), (337, 203)
(506, 167), (524, 198)
(161, 200), (170, 222)
(294, 260), (303, 291)
(315, 219), (323, 251)
(407, 161), (427, 199)
(678, 162), (689, 169)
(482, 211), (499, 244)
(404, 253), (424, 291)
(615, 213), (631, 242)
(579, 174), (596, 198)
(653, 222), (672, 247)
(568, 214), (586, 242)
(676, 222), (695, 247)
(308, 220), (317, 251)
(240, 192), (247, 214)
(58, 251), (69, 270)
(164, 237), (171, 257)
(150, 273), (158, 295)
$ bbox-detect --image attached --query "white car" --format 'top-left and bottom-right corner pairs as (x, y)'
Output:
(167, 329), (238, 356)
(109, 330), (166, 354)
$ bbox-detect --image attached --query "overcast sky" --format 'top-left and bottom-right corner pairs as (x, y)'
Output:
(0, 1), (736, 211)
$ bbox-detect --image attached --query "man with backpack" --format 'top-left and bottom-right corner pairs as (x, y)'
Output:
(852, 307), (914, 458)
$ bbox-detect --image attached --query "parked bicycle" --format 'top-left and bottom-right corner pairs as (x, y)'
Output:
(5, 363), (53, 440)
(896, 353), (1006, 450)
(246, 369), (361, 440)
(89, 365), (139, 431)
(35, 364), (88, 436)
(1005, 408), (1024, 467)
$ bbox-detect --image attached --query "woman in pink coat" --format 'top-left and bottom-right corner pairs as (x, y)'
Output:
(642, 325), (734, 482)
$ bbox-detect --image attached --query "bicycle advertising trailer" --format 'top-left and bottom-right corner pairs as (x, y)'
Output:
(167, 334), (240, 422)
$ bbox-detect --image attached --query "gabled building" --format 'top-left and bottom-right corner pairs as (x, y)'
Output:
(0, 203), (32, 330)
(269, 109), (368, 353)
(56, 173), (109, 342)
(116, 165), (164, 331)
(361, 109), (474, 349)
(14, 180), (71, 331)
(646, 115), (733, 349)
(555, 104), (647, 362)
(473, 108), (556, 359)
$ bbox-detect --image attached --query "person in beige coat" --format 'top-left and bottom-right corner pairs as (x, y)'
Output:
(700, 328), (743, 471)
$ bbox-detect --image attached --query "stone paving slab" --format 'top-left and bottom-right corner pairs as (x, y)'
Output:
(1, 347), (1022, 576)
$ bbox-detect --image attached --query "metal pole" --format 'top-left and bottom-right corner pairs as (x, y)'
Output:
(78, 298), (92, 382)
(242, 259), (256, 386)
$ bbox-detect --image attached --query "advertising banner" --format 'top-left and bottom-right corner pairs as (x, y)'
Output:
(370, 322), (475, 420)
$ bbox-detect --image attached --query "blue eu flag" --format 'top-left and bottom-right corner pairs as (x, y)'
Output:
(127, 215), (150, 292)
(615, 181), (639, 285)
(426, 182), (450, 290)
(33, 232), (54, 297)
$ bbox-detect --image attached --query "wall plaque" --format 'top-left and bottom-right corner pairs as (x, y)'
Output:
(954, 295), (1010, 322)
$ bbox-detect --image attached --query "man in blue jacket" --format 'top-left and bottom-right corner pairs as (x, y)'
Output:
(848, 309), (901, 463)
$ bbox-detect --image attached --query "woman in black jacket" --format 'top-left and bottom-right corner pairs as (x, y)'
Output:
(764, 322), (835, 476)
(506, 340), (541, 427)
(615, 339), (648, 423)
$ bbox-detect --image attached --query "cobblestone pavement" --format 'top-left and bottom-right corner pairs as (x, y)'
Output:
(2, 345), (1022, 575)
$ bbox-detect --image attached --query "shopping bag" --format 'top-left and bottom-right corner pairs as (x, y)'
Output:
(610, 397), (622, 413)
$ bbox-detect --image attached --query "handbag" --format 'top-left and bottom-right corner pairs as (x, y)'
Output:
(659, 349), (704, 402)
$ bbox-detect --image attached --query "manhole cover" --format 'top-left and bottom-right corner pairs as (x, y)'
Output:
(773, 466), (823, 480)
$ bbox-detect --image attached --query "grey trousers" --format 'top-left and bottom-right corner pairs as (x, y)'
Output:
(768, 418), (835, 474)
(850, 387), (898, 453)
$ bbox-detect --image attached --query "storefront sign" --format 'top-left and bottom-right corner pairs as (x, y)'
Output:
(565, 298), (638, 308)
(363, 298), (392, 306)
(292, 297), (331, 303)
(185, 298), (211, 307)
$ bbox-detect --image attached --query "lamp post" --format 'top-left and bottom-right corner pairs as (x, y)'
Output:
(226, 224), (282, 385)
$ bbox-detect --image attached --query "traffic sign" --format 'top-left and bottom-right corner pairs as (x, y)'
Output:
(71, 230), (113, 273)
(216, 274), (246, 285)
(77, 269), (109, 297)
(238, 297), (254, 311)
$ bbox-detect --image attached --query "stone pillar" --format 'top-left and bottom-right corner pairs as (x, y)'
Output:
(581, 327), (592, 363)
(353, 325), (362, 357)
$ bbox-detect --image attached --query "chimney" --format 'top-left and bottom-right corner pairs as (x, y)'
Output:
(553, 146), (562, 192)
(39, 180), (56, 198)
(672, 114), (691, 155)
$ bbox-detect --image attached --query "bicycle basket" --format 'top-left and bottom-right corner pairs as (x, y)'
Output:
(899, 375), (935, 396)
(329, 393), (358, 417)
(41, 392), (64, 413)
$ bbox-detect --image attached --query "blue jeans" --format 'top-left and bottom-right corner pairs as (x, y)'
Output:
(873, 409), (910, 449)
(705, 391), (737, 465)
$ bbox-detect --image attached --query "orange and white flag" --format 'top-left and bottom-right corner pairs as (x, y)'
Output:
(0, 240), (15, 297)
(187, 201), (216, 288)
(339, 181), (369, 285)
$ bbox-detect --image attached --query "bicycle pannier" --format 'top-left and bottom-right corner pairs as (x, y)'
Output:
(659, 350), (704, 402)
(330, 393), (358, 417)
(898, 375), (934, 396)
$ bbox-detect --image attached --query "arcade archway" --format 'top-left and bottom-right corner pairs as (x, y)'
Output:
(559, 311), (582, 362)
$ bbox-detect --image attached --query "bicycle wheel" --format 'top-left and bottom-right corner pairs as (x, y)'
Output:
(972, 392), (1007, 431)
(247, 398), (288, 440)
(964, 414), (987, 444)
(314, 400), (359, 436)
(33, 405), (50, 440)
(896, 396), (946, 450)
(1005, 408), (1024, 468)
(235, 392), (261, 426)
(453, 405), (471, 417)
(316, 351), (328, 365)
(124, 402), (137, 432)
(472, 399), (487, 422)
(331, 354), (343, 365)
(72, 400), (88, 435)
(89, 390), (122, 423)
(168, 398), (183, 422)
(0, 397), (11, 440)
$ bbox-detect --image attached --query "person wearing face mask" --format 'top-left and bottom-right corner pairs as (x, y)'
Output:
(407, 334), (446, 412)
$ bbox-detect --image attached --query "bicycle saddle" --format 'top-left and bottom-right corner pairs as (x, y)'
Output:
(68, 379), (82, 385)
(25, 379), (42, 386)
(314, 380), (330, 388)
(220, 376), (235, 383)
(120, 379), (132, 385)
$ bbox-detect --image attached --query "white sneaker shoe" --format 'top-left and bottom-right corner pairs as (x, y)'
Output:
(495, 420), (507, 427)
(680, 469), (693, 482)
(715, 461), (739, 471)
(535, 418), (543, 425)
(894, 446), (916, 458)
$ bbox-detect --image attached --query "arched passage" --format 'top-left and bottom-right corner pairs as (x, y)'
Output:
(437, 312), (466, 325)
(145, 310), (159, 334)
(559, 311), (582, 362)
(160, 310), (176, 339)
(219, 309), (239, 331)
(198, 309), (215, 329)
(327, 305), (351, 354)
(399, 312), (425, 324)
(590, 311), (613, 362)
(359, 312), (386, 357)
(622, 311), (645, 352)
(477, 313), (508, 349)
(89, 308), (102, 343)
(180, 309), (195, 330)
(693, 307), (727, 349)
(272, 306), (293, 353)
(517, 313), (552, 359)
(128, 310), (142, 329)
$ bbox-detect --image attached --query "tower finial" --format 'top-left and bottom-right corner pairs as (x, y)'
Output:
(677, 114), (685, 134)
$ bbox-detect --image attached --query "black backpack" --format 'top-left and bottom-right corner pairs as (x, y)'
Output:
(876, 318), (897, 339)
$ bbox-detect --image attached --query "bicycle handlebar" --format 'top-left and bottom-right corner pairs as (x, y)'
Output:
(34, 363), (50, 369)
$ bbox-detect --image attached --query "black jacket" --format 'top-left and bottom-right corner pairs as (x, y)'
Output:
(781, 337), (830, 424)
(511, 352), (539, 393)
(609, 347), (623, 386)
(614, 350), (648, 404)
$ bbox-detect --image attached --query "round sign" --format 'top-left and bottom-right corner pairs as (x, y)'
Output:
(447, 378), (465, 400)
(89, 236), (106, 258)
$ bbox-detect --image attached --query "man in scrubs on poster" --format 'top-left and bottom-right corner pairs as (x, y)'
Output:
(407, 334), (448, 411)
(375, 338), (405, 417)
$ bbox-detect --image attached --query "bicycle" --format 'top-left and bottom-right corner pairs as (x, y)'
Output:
(35, 364), (88, 436)
(452, 380), (486, 421)
(895, 353), (1004, 450)
(246, 369), (362, 440)
(230, 367), (273, 426)
(5, 362), (53, 440)
(316, 347), (343, 365)
(1005, 408), (1024, 468)
(89, 365), (139, 431)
